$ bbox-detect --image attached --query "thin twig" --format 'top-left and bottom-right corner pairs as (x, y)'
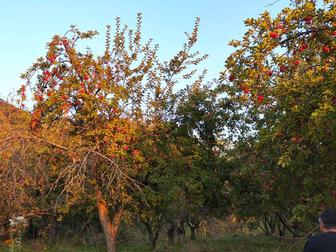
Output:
(265, 0), (281, 8)
(288, 225), (319, 251)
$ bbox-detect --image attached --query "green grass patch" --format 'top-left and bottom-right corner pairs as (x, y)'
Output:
(0, 235), (306, 252)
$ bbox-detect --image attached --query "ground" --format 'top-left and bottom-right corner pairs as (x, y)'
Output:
(0, 235), (305, 252)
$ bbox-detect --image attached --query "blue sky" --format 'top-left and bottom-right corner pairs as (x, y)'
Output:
(0, 0), (290, 100)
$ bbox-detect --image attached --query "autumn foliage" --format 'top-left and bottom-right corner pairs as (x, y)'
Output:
(2, 0), (336, 251)
(221, 0), (336, 235)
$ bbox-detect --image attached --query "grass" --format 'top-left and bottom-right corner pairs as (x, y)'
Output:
(0, 235), (306, 252)
(119, 235), (306, 252)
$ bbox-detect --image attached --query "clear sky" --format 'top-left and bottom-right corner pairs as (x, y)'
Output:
(0, 0), (290, 100)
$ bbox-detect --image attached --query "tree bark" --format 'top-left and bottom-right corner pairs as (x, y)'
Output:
(190, 226), (197, 240)
(167, 224), (175, 244)
(177, 220), (186, 243)
(187, 220), (199, 241)
(96, 188), (123, 252)
(144, 222), (160, 247)
(47, 217), (58, 244)
(277, 221), (286, 240)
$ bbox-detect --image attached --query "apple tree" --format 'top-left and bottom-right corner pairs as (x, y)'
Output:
(20, 15), (207, 252)
(220, 0), (336, 235)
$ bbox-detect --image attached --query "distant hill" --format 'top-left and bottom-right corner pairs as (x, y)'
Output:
(0, 99), (29, 134)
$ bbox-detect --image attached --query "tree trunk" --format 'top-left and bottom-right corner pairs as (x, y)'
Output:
(277, 221), (286, 240)
(190, 226), (197, 240)
(177, 220), (186, 243)
(187, 220), (199, 241)
(145, 223), (160, 247)
(153, 230), (160, 247)
(167, 224), (175, 244)
(96, 188), (123, 252)
(47, 217), (58, 244)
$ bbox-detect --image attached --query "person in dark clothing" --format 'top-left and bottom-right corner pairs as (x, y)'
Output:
(304, 209), (336, 252)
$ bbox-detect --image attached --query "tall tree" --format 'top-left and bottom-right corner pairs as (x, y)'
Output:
(19, 15), (206, 252)
(221, 0), (336, 234)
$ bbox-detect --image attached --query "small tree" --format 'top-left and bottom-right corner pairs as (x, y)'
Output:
(131, 82), (229, 245)
(0, 100), (48, 241)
